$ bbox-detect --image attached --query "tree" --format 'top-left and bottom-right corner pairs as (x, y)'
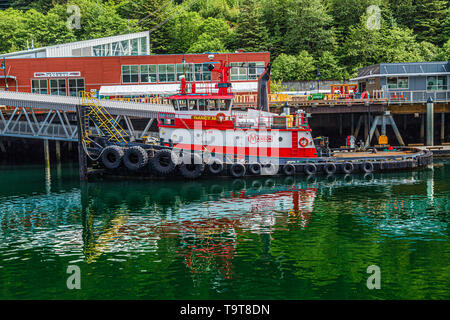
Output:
(49, 0), (137, 42)
(191, 0), (240, 22)
(234, 0), (268, 52)
(187, 34), (227, 53)
(166, 11), (203, 53)
(388, 0), (416, 28)
(414, 0), (447, 45)
(317, 51), (344, 80)
(271, 51), (316, 81)
(284, 0), (336, 56)
(436, 39), (450, 60)
(260, 0), (292, 57)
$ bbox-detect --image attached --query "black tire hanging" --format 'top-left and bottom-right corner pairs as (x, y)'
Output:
(123, 146), (148, 171)
(362, 162), (374, 173)
(101, 145), (124, 169)
(230, 163), (246, 178)
(208, 158), (224, 175)
(179, 153), (204, 179)
(304, 163), (317, 175)
(282, 164), (295, 176)
(342, 162), (354, 174)
(248, 163), (262, 175)
(324, 163), (337, 175)
(262, 163), (278, 176)
(151, 149), (176, 175)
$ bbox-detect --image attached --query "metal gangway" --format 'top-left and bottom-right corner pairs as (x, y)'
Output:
(0, 90), (174, 142)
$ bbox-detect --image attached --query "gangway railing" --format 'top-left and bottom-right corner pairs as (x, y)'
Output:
(79, 91), (129, 144)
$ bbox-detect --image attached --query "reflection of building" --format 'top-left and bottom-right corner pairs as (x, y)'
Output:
(0, 33), (270, 98)
(352, 61), (450, 102)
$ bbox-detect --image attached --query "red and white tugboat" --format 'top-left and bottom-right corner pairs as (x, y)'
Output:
(157, 55), (318, 177)
(84, 55), (433, 179)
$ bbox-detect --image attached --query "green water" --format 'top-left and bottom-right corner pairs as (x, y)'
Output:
(0, 161), (449, 300)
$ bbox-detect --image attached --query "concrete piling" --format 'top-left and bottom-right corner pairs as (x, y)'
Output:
(426, 97), (434, 146)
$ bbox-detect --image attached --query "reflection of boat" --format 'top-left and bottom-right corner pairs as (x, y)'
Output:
(81, 55), (432, 180)
(2, 167), (448, 268)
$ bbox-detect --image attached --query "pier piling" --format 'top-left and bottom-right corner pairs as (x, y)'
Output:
(43, 139), (50, 167)
(55, 141), (61, 163)
(426, 97), (434, 146)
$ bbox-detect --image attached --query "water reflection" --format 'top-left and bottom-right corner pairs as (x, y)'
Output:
(0, 162), (449, 299)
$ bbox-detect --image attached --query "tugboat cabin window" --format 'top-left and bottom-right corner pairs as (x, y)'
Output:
(189, 100), (198, 110)
(173, 99), (231, 112)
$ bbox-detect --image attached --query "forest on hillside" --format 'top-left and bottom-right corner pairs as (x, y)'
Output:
(0, 0), (449, 81)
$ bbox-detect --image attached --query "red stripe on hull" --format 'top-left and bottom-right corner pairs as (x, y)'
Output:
(169, 143), (318, 158)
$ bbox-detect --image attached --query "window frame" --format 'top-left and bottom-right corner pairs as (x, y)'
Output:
(140, 64), (158, 83)
(176, 63), (194, 82)
(194, 63), (212, 81)
(387, 76), (409, 90)
(230, 62), (248, 81)
(31, 79), (48, 94)
(49, 78), (67, 96)
(68, 78), (85, 97)
(122, 65), (139, 84)
(158, 64), (176, 83)
(427, 75), (448, 91)
(248, 62), (265, 80)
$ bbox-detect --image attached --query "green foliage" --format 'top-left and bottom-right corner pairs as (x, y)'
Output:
(414, 0), (448, 45)
(436, 39), (450, 60)
(233, 0), (268, 52)
(0, 0), (448, 81)
(272, 51), (317, 81)
(270, 79), (287, 93)
(284, 0), (336, 56)
(317, 51), (344, 80)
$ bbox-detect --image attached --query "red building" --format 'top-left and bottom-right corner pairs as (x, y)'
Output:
(1, 52), (270, 99)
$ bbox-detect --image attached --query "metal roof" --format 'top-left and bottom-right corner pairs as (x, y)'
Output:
(351, 72), (450, 81)
(0, 31), (150, 59)
(356, 61), (450, 80)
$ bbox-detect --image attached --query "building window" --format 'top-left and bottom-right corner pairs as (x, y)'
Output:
(122, 65), (139, 83)
(248, 62), (265, 80)
(140, 37), (148, 55)
(194, 63), (211, 81)
(140, 65), (157, 83)
(93, 44), (110, 56)
(68, 78), (85, 97)
(230, 62), (247, 81)
(130, 38), (139, 56)
(50, 79), (67, 96)
(158, 64), (175, 82)
(176, 63), (194, 81)
(387, 77), (408, 89)
(31, 79), (48, 94)
(427, 76), (448, 91)
(112, 41), (131, 56)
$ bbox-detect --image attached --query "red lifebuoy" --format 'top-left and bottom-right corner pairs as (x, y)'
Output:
(216, 113), (226, 123)
(299, 137), (309, 147)
(361, 91), (369, 99)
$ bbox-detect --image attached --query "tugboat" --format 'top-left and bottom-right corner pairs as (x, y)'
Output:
(80, 55), (432, 180)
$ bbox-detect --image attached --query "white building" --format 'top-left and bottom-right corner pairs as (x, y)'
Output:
(0, 31), (150, 59)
